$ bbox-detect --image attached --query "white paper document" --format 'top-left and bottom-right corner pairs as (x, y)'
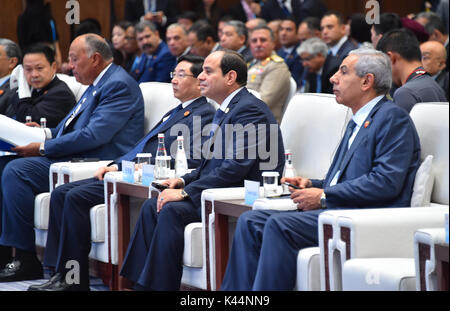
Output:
(252, 197), (298, 211)
(0, 115), (46, 151)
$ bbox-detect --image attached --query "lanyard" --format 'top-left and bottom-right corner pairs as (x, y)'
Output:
(405, 66), (428, 83)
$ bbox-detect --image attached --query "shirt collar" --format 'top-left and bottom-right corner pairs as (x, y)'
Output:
(0, 75), (10, 87)
(219, 87), (244, 112)
(352, 95), (384, 127)
(93, 63), (113, 86)
(329, 36), (348, 56)
(181, 96), (202, 109)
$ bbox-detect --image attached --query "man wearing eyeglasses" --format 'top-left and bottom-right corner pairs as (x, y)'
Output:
(26, 55), (215, 291)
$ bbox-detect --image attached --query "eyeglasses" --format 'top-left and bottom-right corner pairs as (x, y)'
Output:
(170, 71), (195, 79)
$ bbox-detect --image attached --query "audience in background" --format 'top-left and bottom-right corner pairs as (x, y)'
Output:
(420, 40), (449, 100)
(220, 20), (253, 63)
(277, 18), (303, 86)
(297, 16), (321, 43)
(187, 21), (220, 57)
(0, 39), (21, 117)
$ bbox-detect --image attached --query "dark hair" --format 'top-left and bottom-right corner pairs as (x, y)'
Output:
(349, 13), (371, 43)
(23, 42), (55, 64)
(301, 17), (321, 32)
(250, 25), (274, 41)
(177, 11), (198, 23)
(373, 13), (402, 36)
(178, 54), (204, 77)
(73, 18), (102, 39)
(425, 17), (448, 35)
(281, 16), (298, 28)
(220, 50), (247, 86)
(376, 29), (422, 62)
(322, 10), (345, 25)
(188, 21), (218, 42)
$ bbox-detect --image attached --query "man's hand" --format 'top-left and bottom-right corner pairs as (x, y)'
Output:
(25, 121), (40, 128)
(94, 166), (118, 180)
(281, 176), (312, 189)
(159, 178), (184, 189)
(157, 188), (183, 213)
(11, 142), (40, 157)
(290, 188), (323, 211)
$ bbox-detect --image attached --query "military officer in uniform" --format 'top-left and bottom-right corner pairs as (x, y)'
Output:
(247, 25), (291, 122)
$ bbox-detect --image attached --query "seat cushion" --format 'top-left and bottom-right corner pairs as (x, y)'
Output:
(342, 258), (416, 291)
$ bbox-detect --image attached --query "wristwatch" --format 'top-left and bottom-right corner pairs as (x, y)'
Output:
(39, 142), (45, 156)
(320, 192), (326, 209)
(181, 189), (189, 200)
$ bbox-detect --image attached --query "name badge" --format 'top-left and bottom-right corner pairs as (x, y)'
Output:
(244, 180), (260, 206)
(141, 164), (155, 186)
(122, 160), (135, 183)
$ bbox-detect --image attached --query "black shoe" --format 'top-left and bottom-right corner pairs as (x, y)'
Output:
(28, 273), (89, 291)
(0, 259), (43, 282)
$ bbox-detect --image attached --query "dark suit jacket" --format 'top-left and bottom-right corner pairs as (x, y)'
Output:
(132, 41), (176, 83)
(115, 96), (215, 169)
(0, 78), (15, 117)
(239, 46), (254, 64)
(277, 44), (304, 86)
(124, 0), (177, 37)
(435, 70), (449, 101)
(311, 97), (421, 209)
(46, 64), (145, 161)
(261, 0), (327, 24)
(6, 76), (76, 128)
(182, 88), (285, 207)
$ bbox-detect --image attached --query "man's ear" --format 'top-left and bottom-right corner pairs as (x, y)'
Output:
(361, 73), (375, 92)
(8, 57), (19, 71)
(226, 70), (237, 86)
(386, 51), (397, 65)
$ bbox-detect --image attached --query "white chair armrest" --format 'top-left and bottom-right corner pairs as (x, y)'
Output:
(296, 247), (321, 291)
(183, 222), (203, 268)
(34, 192), (50, 230)
(59, 160), (112, 183)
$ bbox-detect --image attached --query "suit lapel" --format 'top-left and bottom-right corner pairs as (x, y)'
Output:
(338, 97), (386, 177)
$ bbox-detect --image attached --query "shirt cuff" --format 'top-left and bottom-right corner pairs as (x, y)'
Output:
(44, 128), (52, 140)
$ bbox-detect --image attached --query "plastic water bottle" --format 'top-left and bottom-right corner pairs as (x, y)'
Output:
(154, 133), (170, 180)
(40, 117), (47, 128)
(282, 149), (297, 193)
(175, 136), (188, 177)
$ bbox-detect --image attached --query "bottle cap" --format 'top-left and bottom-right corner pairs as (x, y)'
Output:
(285, 149), (292, 155)
(158, 133), (165, 138)
(262, 171), (280, 177)
(177, 135), (184, 141)
(136, 153), (152, 158)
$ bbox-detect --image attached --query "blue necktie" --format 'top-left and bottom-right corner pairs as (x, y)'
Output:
(117, 104), (183, 163)
(210, 109), (225, 137)
(281, 0), (291, 17)
(316, 73), (322, 93)
(56, 85), (93, 138)
(326, 119), (356, 187)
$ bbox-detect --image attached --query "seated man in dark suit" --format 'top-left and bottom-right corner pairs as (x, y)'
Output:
(219, 20), (253, 63)
(297, 37), (338, 94)
(0, 39), (21, 117)
(420, 40), (449, 100)
(261, 0), (327, 25)
(277, 18), (303, 86)
(119, 50), (285, 291)
(221, 48), (421, 290)
(27, 54), (215, 291)
(0, 34), (145, 281)
(377, 29), (447, 113)
(131, 21), (175, 83)
(321, 11), (357, 69)
(4, 43), (76, 128)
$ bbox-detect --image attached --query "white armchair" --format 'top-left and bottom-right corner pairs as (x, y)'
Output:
(325, 102), (449, 291)
(56, 73), (89, 102)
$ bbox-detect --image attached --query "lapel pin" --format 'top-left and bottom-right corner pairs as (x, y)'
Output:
(225, 108), (230, 114)
(184, 111), (190, 117)
(364, 120), (370, 128)
(0, 90), (4, 95)
(92, 90), (97, 96)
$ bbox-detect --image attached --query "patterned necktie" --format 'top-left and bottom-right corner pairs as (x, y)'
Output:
(326, 119), (356, 187)
(209, 108), (225, 137)
(117, 104), (183, 163)
(241, 0), (255, 20)
(56, 85), (93, 138)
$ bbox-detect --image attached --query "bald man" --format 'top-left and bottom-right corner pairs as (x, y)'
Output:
(421, 40), (449, 100)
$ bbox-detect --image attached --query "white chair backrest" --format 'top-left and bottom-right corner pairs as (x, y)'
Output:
(139, 82), (180, 134)
(280, 93), (351, 179)
(281, 77), (298, 119)
(56, 73), (89, 102)
(410, 102), (449, 205)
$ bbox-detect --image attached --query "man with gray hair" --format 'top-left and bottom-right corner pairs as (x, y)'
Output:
(222, 48), (421, 290)
(166, 23), (191, 61)
(220, 20), (253, 63)
(0, 39), (21, 116)
(0, 33), (145, 283)
(297, 37), (337, 93)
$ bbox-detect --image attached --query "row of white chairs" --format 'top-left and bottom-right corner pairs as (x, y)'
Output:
(32, 73), (448, 291)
